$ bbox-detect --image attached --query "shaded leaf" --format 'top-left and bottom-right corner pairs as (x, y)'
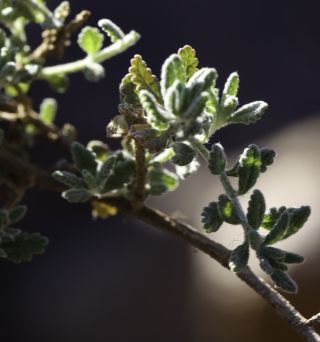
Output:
(261, 206), (286, 230)
(229, 242), (249, 272)
(98, 19), (124, 42)
(208, 143), (226, 175)
(201, 202), (224, 233)
(71, 142), (97, 175)
(284, 206), (311, 239)
(218, 194), (240, 224)
(8, 205), (27, 225)
(247, 189), (265, 229)
(62, 189), (92, 203)
(52, 170), (85, 188)
(264, 211), (290, 245)
(229, 101), (268, 125)
(39, 98), (57, 124)
(171, 142), (195, 166)
(147, 168), (178, 195)
(271, 270), (297, 293)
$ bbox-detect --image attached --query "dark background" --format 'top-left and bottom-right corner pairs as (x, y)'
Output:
(1, 0), (320, 341)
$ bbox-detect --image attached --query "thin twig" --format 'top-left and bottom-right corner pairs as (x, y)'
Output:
(0, 148), (319, 341)
(305, 314), (320, 327)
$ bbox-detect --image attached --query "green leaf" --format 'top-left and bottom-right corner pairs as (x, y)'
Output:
(222, 72), (240, 101)
(284, 206), (311, 239)
(71, 142), (98, 175)
(283, 252), (304, 264)
(229, 101), (268, 125)
(187, 68), (217, 100)
(138, 90), (175, 129)
(229, 242), (249, 272)
(131, 127), (170, 153)
(98, 19), (125, 43)
(39, 98), (57, 124)
(81, 170), (97, 189)
(260, 147), (276, 173)
(218, 194), (240, 225)
(261, 206), (286, 230)
(78, 26), (104, 55)
(62, 189), (92, 203)
(47, 74), (69, 93)
(52, 170), (85, 188)
(129, 55), (162, 101)
(96, 156), (117, 188)
(175, 159), (200, 180)
(262, 246), (286, 261)
(238, 144), (261, 195)
(264, 211), (290, 245)
(259, 257), (274, 275)
(0, 232), (48, 263)
(271, 270), (297, 293)
(160, 54), (186, 97)
(177, 45), (199, 79)
(8, 205), (27, 225)
(201, 202), (224, 233)
(248, 229), (263, 250)
(247, 189), (265, 229)
(171, 142), (195, 166)
(147, 168), (179, 195)
(83, 63), (105, 82)
(164, 80), (185, 114)
(208, 143), (226, 175)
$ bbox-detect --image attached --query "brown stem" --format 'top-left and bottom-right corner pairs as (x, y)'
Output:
(0, 148), (319, 341)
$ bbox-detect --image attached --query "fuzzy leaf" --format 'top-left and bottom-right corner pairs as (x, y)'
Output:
(175, 159), (200, 180)
(52, 170), (85, 188)
(208, 143), (226, 175)
(0, 232), (48, 263)
(262, 246), (286, 261)
(261, 207), (286, 230)
(161, 54), (186, 96)
(81, 170), (97, 189)
(129, 55), (161, 101)
(264, 211), (290, 245)
(138, 90), (174, 129)
(96, 156), (117, 188)
(271, 270), (297, 293)
(248, 229), (263, 250)
(177, 45), (199, 79)
(62, 189), (92, 203)
(238, 144), (261, 195)
(218, 194), (240, 225)
(247, 189), (265, 229)
(98, 19), (125, 42)
(131, 127), (170, 152)
(71, 142), (97, 175)
(187, 68), (217, 100)
(284, 206), (311, 239)
(260, 147), (276, 172)
(283, 252), (304, 264)
(229, 101), (268, 125)
(39, 98), (57, 124)
(147, 168), (179, 195)
(171, 142), (195, 166)
(229, 242), (249, 272)
(78, 26), (104, 55)
(222, 72), (240, 101)
(201, 202), (224, 233)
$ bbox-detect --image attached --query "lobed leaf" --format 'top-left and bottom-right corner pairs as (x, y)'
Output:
(147, 168), (179, 195)
(71, 142), (98, 175)
(271, 270), (297, 293)
(218, 194), (240, 225)
(62, 189), (93, 203)
(177, 45), (199, 79)
(229, 101), (268, 125)
(98, 19), (125, 42)
(78, 26), (104, 55)
(129, 55), (162, 101)
(52, 170), (85, 188)
(284, 206), (311, 239)
(201, 202), (224, 233)
(264, 211), (290, 245)
(229, 242), (249, 272)
(247, 189), (265, 229)
(171, 142), (195, 166)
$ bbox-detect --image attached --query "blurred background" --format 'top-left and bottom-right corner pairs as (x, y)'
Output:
(1, 0), (320, 341)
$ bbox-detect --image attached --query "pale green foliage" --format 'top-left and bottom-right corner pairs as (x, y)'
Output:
(98, 19), (125, 42)
(39, 98), (57, 124)
(78, 26), (104, 55)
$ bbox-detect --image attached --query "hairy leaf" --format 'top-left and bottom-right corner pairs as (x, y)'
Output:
(238, 144), (261, 195)
(71, 142), (98, 175)
(8, 205), (27, 225)
(264, 211), (290, 245)
(229, 242), (249, 272)
(271, 270), (297, 293)
(78, 26), (104, 55)
(129, 55), (161, 101)
(161, 54), (186, 96)
(39, 98), (57, 124)
(201, 202), (224, 233)
(247, 189), (265, 229)
(229, 101), (268, 125)
(261, 206), (286, 230)
(147, 168), (179, 195)
(177, 45), (199, 79)
(218, 194), (240, 224)
(284, 206), (311, 239)
(98, 19), (125, 42)
(52, 170), (85, 188)
(208, 143), (226, 175)
(260, 147), (276, 172)
(62, 189), (93, 203)
(171, 142), (195, 166)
